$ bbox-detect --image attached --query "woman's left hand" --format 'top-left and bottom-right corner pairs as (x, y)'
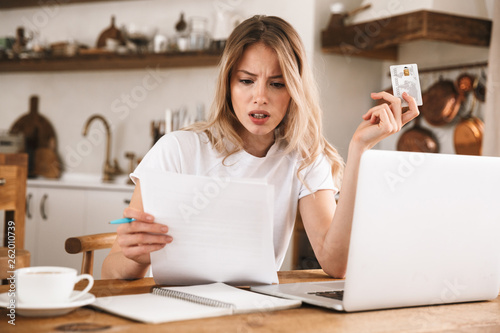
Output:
(351, 91), (419, 151)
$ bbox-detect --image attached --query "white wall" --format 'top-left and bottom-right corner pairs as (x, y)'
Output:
(0, 0), (316, 175)
(314, 0), (386, 158)
(351, 0), (495, 23)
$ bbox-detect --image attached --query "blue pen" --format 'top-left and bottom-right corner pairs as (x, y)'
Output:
(109, 217), (136, 224)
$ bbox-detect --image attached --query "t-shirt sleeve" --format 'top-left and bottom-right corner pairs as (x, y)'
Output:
(129, 133), (183, 184)
(298, 153), (338, 199)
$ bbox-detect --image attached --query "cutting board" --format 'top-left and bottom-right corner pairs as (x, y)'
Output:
(96, 16), (125, 48)
(9, 96), (62, 178)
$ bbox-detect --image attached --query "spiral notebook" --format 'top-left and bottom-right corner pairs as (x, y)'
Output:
(91, 282), (301, 324)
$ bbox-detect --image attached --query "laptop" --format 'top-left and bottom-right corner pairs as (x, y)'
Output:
(251, 150), (500, 312)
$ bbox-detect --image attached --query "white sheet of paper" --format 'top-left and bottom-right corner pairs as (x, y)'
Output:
(140, 171), (278, 285)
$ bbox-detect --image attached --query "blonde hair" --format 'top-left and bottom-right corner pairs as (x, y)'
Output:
(187, 15), (344, 189)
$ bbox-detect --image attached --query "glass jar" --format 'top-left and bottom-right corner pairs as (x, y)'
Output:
(188, 17), (211, 51)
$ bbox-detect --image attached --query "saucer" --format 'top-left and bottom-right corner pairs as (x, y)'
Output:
(0, 291), (96, 317)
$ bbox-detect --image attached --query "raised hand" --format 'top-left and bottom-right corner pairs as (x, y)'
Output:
(352, 91), (420, 151)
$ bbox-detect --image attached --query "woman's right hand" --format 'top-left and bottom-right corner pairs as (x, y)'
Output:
(350, 91), (419, 153)
(115, 207), (173, 265)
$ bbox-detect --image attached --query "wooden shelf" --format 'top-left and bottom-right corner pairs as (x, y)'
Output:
(321, 10), (492, 60)
(0, 51), (222, 73)
(1, 0), (222, 73)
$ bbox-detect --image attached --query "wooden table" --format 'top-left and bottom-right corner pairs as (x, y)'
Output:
(1, 270), (499, 332)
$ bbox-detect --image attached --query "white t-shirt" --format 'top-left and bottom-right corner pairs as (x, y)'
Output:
(131, 130), (336, 269)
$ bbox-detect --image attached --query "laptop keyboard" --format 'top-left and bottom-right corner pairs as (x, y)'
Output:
(308, 290), (344, 301)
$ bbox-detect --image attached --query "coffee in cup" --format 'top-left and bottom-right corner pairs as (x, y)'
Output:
(16, 266), (94, 305)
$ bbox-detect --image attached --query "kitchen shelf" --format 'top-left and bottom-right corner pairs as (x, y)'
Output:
(0, 50), (222, 73)
(321, 10), (492, 61)
(0, 0), (136, 9)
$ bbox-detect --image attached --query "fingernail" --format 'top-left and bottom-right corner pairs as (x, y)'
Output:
(161, 226), (168, 233)
(146, 215), (154, 221)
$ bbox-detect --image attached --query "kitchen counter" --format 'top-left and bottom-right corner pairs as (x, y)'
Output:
(27, 173), (135, 191)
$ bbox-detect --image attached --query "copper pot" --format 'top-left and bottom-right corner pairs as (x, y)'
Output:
(454, 96), (483, 155)
(421, 79), (462, 126)
(456, 73), (475, 99)
(397, 115), (439, 153)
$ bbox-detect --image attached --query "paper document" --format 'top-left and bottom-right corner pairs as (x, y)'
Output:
(140, 171), (278, 285)
(91, 283), (301, 324)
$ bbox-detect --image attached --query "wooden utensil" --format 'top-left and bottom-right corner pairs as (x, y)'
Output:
(397, 115), (439, 153)
(96, 16), (125, 48)
(9, 96), (61, 178)
(175, 12), (187, 33)
(454, 95), (483, 155)
(421, 79), (462, 126)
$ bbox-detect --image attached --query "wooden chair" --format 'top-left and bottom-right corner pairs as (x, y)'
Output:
(0, 153), (28, 249)
(0, 153), (30, 283)
(65, 232), (117, 276)
(0, 248), (30, 280)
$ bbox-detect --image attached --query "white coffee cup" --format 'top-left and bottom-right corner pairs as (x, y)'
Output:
(16, 266), (94, 305)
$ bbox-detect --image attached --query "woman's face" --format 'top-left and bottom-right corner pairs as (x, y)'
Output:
(230, 42), (291, 143)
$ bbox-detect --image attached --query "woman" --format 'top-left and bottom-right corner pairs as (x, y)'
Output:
(102, 15), (419, 280)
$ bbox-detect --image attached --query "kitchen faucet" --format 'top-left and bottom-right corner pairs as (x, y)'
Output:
(82, 114), (121, 182)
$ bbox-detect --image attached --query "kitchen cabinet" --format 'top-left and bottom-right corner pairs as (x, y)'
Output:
(25, 186), (86, 271)
(85, 188), (131, 235)
(85, 188), (132, 279)
(322, 10), (492, 60)
(25, 182), (134, 278)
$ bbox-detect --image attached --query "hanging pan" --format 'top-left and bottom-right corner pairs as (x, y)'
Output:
(454, 94), (483, 155)
(473, 69), (487, 103)
(421, 78), (462, 126)
(397, 113), (439, 153)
